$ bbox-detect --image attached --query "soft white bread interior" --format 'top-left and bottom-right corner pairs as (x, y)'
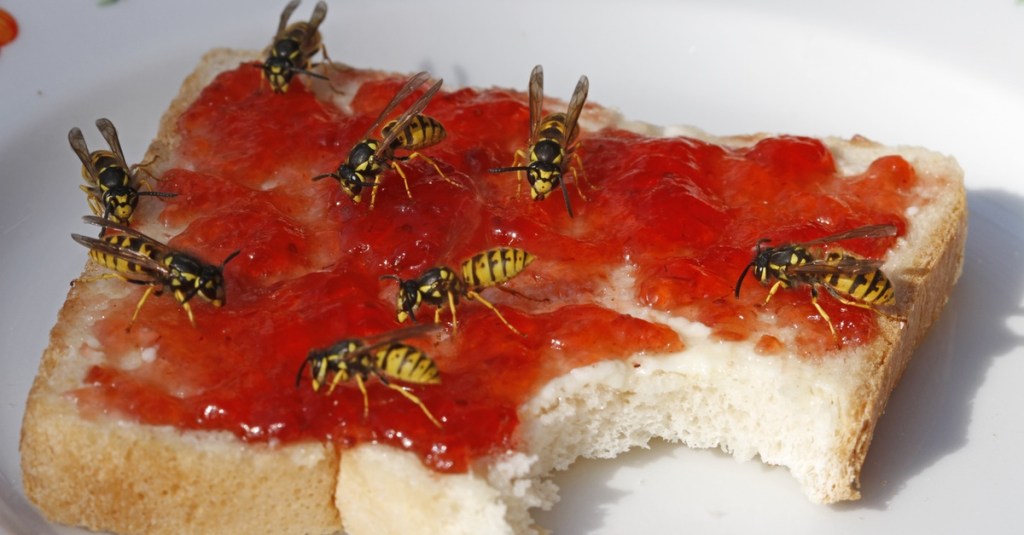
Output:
(20, 48), (966, 535)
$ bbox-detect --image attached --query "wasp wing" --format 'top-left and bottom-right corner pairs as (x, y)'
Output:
(527, 64), (544, 147)
(70, 233), (170, 283)
(306, 0), (328, 35)
(562, 75), (590, 146)
(68, 127), (101, 183)
(95, 118), (132, 173)
(789, 257), (885, 277)
(359, 323), (441, 354)
(79, 215), (176, 258)
(275, 0), (301, 38)
(797, 224), (898, 247)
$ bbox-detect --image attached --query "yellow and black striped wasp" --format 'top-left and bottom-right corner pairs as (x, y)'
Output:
(71, 215), (240, 328)
(313, 71), (459, 208)
(734, 224), (899, 345)
(382, 247), (536, 336)
(490, 65), (590, 218)
(68, 118), (175, 229)
(296, 324), (443, 428)
(259, 0), (330, 93)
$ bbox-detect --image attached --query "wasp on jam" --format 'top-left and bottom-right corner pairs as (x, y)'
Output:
(489, 65), (590, 218)
(313, 71), (460, 208)
(295, 324), (443, 428)
(382, 247), (536, 336)
(71, 215), (240, 328)
(259, 0), (330, 93)
(734, 224), (899, 345)
(68, 118), (175, 229)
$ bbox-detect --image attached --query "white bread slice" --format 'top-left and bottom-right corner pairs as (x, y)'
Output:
(19, 48), (966, 535)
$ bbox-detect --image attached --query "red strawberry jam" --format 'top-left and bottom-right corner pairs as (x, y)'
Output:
(73, 65), (914, 472)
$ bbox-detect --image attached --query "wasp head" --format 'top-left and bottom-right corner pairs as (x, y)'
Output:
(261, 40), (304, 93)
(526, 162), (562, 200)
(101, 185), (139, 224)
(734, 238), (773, 298)
(382, 274), (423, 323)
(195, 250), (240, 307)
(298, 349), (334, 392)
(298, 339), (362, 393)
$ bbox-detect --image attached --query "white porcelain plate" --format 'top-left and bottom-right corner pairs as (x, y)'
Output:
(2, 1), (1023, 533)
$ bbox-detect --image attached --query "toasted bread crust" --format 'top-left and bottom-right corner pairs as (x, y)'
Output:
(20, 48), (966, 534)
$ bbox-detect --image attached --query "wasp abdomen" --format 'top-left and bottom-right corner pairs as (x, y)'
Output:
(376, 343), (441, 385)
(462, 247), (536, 289)
(89, 235), (155, 275)
(383, 115), (446, 152)
(822, 252), (895, 305)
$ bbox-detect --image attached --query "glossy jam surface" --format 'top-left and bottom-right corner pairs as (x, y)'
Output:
(74, 66), (914, 472)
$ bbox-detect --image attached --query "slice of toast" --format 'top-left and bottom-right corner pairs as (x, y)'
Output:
(20, 48), (966, 535)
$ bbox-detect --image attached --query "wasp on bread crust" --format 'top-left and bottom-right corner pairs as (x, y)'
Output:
(68, 118), (175, 229)
(382, 247), (536, 336)
(490, 65), (590, 218)
(259, 0), (330, 93)
(313, 71), (460, 208)
(734, 224), (899, 345)
(71, 215), (240, 328)
(296, 324), (443, 428)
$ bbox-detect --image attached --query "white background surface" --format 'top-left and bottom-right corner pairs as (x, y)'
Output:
(1, 1), (1022, 533)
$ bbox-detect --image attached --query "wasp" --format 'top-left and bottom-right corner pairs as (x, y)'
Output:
(313, 71), (459, 208)
(382, 247), (536, 336)
(68, 118), (175, 228)
(296, 324), (443, 428)
(489, 65), (590, 218)
(260, 0), (330, 93)
(734, 224), (899, 345)
(71, 215), (240, 328)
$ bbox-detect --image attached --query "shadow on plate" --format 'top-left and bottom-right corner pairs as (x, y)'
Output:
(847, 187), (1024, 509)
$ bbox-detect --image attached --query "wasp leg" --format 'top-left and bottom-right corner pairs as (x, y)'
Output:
(131, 156), (161, 188)
(763, 280), (786, 306)
(494, 284), (549, 303)
(387, 160), (415, 200)
(324, 367), (346, 395)
(511, 149), (529, 197)
(366, 174), (383, 209)
(434, 289), (459, 335)
(809, 286), (840, 348)
(569, 150), (593, 201)
(403, 152), (465, 190)
(182, 302), (197, 328)
(355, 374), (371, 419)
(129, 285), (158, 327)
(466, 290), (524, 336)
(78, 272), (130, 285)
(447, 289), (459, 334)
(385, 383), (441, 428)
(313, 45), (347, 95)
(81, 186), (105, 218)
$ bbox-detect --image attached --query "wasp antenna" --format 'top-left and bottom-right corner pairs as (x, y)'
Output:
(311, 172), (336, 182)
(379, 274), (403, 282)
(734, 262), (755, 298)
(221, 249), (242, 267)
(295, 357), (310, 388)
(489, 165), (532, 174)
(559, 178), (575, 218)
(291, 66), (330, 81)
(138, 191), (178, 199)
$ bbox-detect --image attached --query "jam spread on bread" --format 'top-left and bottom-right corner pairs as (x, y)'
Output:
(73, 65), (913, 472)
